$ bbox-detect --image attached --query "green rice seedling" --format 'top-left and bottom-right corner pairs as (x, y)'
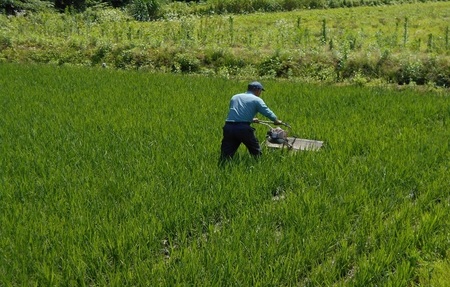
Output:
(1, 63), (449, 285)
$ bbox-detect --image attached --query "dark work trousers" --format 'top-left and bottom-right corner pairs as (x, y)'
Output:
(220, 122), (262, 162)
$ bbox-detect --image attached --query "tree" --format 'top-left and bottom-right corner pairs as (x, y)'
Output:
(54, 0), (86, 11)
(128, 0), (161, 21)
(1, 0), (53, 14)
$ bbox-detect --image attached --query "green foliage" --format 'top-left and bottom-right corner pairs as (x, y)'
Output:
(128, 0), (162, 21)
(205, 0), (421, 13)
(397, 56), (426, 85)
(172, 52), (200, 72)
(209, 0), (298, 14)
(1, 63), (449, 285)
(54, 0), (88, 12)
(0, 2), (449, 86)
(0, 34), (12, 50)
(204, 49), (241, 67)
(418, 257), (450, 286)
(0, 0), (53, 14)
(0, 0), (445, 15)
(258, 55), (298, 78)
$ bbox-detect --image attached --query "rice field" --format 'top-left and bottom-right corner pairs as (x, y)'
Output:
(0, 63), (449, 285)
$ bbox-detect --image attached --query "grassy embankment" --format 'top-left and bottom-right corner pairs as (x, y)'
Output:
(0, 2), (449, 86)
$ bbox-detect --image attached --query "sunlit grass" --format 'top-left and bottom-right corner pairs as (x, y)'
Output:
(0, 63), (449, 285)
(1, 2), (449, 85)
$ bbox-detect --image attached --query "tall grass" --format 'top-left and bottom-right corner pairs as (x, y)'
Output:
(0, 2), (449, 86)
(0, 63), (449, 285)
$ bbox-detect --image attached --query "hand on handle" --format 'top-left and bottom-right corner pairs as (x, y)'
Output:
(274, 119), (283, 125)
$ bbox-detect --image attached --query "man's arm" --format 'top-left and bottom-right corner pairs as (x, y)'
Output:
(256, 99), (280, 123)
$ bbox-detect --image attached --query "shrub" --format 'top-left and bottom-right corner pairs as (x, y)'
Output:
(422, 56), (450, 87)
(84, 5), (133, 23)
(128, 0), (162, 21)
(172, 52), (200, 73)
(90, 43), (112, 65)
(54, 0), (96, 12)
(397, 57), (426, 85)
(208, 0), (283, 14)
(282, 0), (301, 10)
(258, 56), (283, 77)
(1, 0), (53, 14)
(0, 35), (12, 51)
(258, 55), (298, 78)
(204, 49), (245, 69)
(339, 52), (378, 80)
(109, 45), (142, 68)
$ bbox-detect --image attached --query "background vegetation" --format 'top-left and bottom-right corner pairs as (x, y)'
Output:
(1, 2), (449, 87)
(2, 0), (445, 15)
(1, 63), (449, 285)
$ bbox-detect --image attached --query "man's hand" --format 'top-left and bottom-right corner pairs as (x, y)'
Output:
(274, 119), (283, 125)
(253, 118), (260, 123)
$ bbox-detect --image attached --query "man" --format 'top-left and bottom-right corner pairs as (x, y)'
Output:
(219, 81), (283, 163)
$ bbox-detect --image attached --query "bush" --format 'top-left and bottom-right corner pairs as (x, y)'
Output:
(90, 43), (111, 65)
(282, 0), (301, 10)
(423, 56), (450, 87)
(0, 35), (12, 51)
(204, 49), (244, 68)
(397, 57), (426, 85)
(172, 52), (200, 73)
(128, 0), (162, 21)
(258, 55), (297, 78)
(54, 0), (88, 12)
(1, 0), (53, 14)
(209, 0), (283, 14)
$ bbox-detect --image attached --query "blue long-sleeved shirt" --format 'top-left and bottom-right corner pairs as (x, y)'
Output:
(225, 91), (277, 123)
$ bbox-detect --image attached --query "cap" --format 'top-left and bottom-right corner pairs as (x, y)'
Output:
(248, 81), (265, 91)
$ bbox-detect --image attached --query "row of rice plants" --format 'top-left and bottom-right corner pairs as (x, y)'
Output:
(1, 63), (449, 285)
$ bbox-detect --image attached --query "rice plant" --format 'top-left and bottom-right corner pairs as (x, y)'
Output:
(1, 63), (449, 285)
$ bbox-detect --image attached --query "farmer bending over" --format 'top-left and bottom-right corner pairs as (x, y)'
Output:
(219, 81), (283, 164)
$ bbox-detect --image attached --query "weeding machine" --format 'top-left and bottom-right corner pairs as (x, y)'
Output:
(256, 120), (323, 152)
